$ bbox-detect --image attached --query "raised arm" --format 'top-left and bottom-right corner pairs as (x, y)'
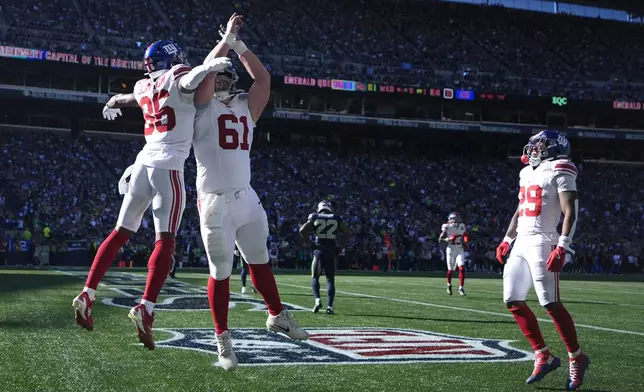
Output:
(194, 13), (243, 106)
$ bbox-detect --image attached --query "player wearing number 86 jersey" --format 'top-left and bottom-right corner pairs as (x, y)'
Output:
(73, 40), (232, 351)
(496, 130), (589, 390)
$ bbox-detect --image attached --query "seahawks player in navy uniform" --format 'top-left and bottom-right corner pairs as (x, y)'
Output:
(299, 201), (349, 314)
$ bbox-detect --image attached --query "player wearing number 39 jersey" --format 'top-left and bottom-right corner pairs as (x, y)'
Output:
(72, 39), (232, 351)
(496, 131), (589, 391)
(190, 13), (308, 372)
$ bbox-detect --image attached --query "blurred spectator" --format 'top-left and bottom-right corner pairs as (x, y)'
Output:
(1, 130), (642, 273)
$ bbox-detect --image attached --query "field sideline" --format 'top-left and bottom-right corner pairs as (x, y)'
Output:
(1, 268), (642, 392)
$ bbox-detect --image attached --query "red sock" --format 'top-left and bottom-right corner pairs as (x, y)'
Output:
(547, 305), (580, 354)
(142, 238), (174, 303)
(509, 304), (548, 352)
(446, 270), (453, 285)
(207, 276), (229, 334)
(458, 266), (465, 287)
(249, 263), (284, 316)
(85, 230), (129, 290)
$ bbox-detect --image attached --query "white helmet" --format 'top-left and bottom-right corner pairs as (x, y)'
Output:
(317, 201), (333, 213)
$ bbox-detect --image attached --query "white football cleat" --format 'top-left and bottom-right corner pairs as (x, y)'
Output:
(459, 287), (466, 296)
(215, 330), (238, 371)
(266, 309), (309, 340)
(241, 287), (247, 294)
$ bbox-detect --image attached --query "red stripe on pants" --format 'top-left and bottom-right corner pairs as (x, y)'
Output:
(168, 170), (180, 233)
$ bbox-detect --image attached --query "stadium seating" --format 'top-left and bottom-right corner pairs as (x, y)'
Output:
(1, 130), (641, 274)
(2, 0), (644, 99)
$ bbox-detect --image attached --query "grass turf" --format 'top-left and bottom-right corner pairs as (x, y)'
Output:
(0, 268), (642, 392)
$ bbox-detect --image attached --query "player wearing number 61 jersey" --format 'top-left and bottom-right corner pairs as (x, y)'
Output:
(191, 13), (309, 372)
(72, 39), (231, 351)
(496, 130), (589, 391)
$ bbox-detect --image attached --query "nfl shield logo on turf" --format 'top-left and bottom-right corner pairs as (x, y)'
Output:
(155, 328), (533, 365)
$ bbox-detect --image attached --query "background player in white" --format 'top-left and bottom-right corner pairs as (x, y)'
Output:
(496, 131), (589, 390)
(192, 14), (308, 370)
(72, 40), (231, 350)
(439, 212), (469, 296)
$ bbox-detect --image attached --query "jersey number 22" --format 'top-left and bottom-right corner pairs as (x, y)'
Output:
(315, 219), (338, 239)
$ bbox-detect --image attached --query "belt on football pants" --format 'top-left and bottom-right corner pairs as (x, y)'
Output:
(215, 186), (249, 201)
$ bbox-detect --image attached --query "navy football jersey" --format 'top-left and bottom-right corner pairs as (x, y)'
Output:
(307, 213), (343, 250)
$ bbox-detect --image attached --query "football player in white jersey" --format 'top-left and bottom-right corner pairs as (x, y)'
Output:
(439, 212), (469, 296)
(72, 39), (231, 350)
(495, 131), (589, 390)
(191, 14), (308, 371)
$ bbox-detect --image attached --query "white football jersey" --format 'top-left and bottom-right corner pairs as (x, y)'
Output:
(133, 64), (195, 171)
(193, 94), (254, 193)
(441, 222), (467, 248)
(516, 159), (577, 238)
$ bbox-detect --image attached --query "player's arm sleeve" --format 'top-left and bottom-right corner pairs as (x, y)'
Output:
(176, 64), (213, 94)
(554, 173), (577, 192)
(439, 225), (448, 241)
(107, 93), (138, 108)
(553, 161), (578, 192)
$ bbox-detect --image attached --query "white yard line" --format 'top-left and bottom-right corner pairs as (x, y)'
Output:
(342, 277), (644, 297)
(278, 283), (644, 337)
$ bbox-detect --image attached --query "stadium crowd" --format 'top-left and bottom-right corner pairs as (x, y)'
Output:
(1, 130), (642, 275)
(1, 0), (644, 100)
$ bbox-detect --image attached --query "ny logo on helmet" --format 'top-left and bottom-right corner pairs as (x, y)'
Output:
(162, 44), (178, 55)
(557, 134), (569, 147)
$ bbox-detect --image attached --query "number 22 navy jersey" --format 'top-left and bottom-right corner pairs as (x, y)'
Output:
(307, 212), (343, 250)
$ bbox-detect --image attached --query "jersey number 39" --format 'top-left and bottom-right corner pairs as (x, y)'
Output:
(314, 219), (338, 239)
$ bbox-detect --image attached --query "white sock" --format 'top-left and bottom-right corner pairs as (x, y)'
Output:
(569, 348), (582, 359)
(315, 298), (321, 305)
(140, 300), (155, 316)
(82, 287), (96, 301)
(459, 286), (464, 290)
(535, 346), (550, 356)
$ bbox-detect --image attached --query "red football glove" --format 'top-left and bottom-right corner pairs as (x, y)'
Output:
(495, 241), (511, 264)
(546, 246), (567, 272)
(448, 234), (458, 243)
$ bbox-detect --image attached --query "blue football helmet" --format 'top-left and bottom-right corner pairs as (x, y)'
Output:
(317, 201), (333, 214)
(522, 130), (571, 167)
(144, 40), (189, 77)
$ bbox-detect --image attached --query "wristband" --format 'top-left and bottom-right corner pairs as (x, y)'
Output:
(221, 32), (235, 46)
(503, 236), (515, 245)
(232, 40), (249, 56)
(557, 235), (571, 249)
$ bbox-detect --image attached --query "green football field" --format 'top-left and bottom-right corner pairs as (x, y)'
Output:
(1, 268), (643, 392)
